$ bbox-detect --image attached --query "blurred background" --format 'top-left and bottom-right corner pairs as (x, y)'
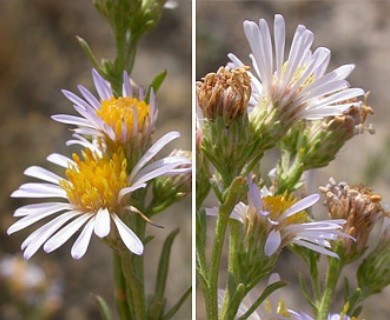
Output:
(0, 1), (191, 319)
(197, 0), (390, 319)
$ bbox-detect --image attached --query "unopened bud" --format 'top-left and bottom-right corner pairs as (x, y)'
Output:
(196, 66), (251, 125)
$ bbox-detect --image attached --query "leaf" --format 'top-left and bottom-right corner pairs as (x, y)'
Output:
(76, 36), (100, 70)
(154, 229), (180, 303)
(145, 70), (167, 102)
(238, 281), (287, 320)
(162, 286), (192, 320)
(93, 294), (113, 320)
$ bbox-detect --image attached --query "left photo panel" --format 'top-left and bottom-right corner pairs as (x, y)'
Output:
(1, 1), (192, 319)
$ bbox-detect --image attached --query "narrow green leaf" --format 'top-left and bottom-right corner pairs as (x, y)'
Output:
(145, 70), (167, 102)
(94, 294), (113, 320)
(76, 36), (100, 71)
(238, 281), (287, 320)
(154, 229), (180, 300)
(162, 286), (192, 320)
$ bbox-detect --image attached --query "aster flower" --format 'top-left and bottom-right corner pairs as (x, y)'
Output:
(52, 69), (157, 153)
(8, 132), (189, 260)
(228, 14), (365, 121)
(208, 178), (348, 258)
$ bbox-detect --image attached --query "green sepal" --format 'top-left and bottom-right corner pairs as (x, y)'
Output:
(145, 69), (167, 103)
(93, 294), (113, 320)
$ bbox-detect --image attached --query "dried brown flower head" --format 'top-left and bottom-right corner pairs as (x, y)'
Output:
(196, 66), (251, 124)
(319, 178), (385, 262)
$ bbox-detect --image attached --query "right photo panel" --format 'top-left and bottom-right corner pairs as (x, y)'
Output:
(196, 1), (390, 319)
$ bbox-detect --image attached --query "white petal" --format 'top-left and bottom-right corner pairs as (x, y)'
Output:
(280, 194), (320, 221)
(24, 166), (62, 184)
(274, 14), (285, 77)
(94, 208), (111, 238)
(12, 183), (67, 199)
(22, 211), (79, 259)
(292, 239), (339, 258)
(43, 214), (92, 253)
(71, 216), (96, 259)
(47, 153), (74, 168)
(265, 229), (281, 256)
(8, 204), (70, 234)
(118, 183), (147, 201)
(129, 131), (180, 181)
(14, 202), (70, 217)
(113, 214), (144, 255)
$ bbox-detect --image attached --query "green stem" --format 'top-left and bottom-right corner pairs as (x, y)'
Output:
(113, 253), (131, 319)
(316, 254), (343, 320)
(121, 252), (146, 320)
(208, 204), (230, 319)
(206, 177), (245, 319)
(219, 221), (241, 319)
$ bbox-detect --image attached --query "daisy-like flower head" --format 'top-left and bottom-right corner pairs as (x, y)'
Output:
(8, 131), (189, 260)
(208, 178), (348, 258)
(229, 14), (365, 122)
(53, 69), (158, 154)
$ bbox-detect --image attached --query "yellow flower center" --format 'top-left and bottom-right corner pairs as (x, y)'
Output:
(59, 148), (127, 213)
(262, 195), (307, 225)
(96, 96), (149, 141)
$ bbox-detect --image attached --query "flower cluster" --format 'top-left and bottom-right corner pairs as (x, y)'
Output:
(9, 69), (191, 259)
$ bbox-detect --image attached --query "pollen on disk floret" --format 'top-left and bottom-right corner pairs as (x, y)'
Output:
(59, 148), (127, 213)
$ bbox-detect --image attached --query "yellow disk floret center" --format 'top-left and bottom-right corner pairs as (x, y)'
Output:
(262, 195), (307, 225)
(60, 148), (127, 213)
(96, 96), (149, 141)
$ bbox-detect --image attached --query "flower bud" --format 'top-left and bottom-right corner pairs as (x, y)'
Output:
(151, 150), (192, 214)
(196, 66), (251, 125)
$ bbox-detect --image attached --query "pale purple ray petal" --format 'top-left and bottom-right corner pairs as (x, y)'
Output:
(274, 14), (285, 77)
(78, 85), (100, 109)
(122, 71), (133, 97)
(129, 131), (180, 181)
(279, 194), (320, 221)
(92, 69), (112, 100)
(265, 229), (281, 256)
(62, 89), (91, 110)
(52, 114), (94, 127)
(291, 239), (339, 258)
